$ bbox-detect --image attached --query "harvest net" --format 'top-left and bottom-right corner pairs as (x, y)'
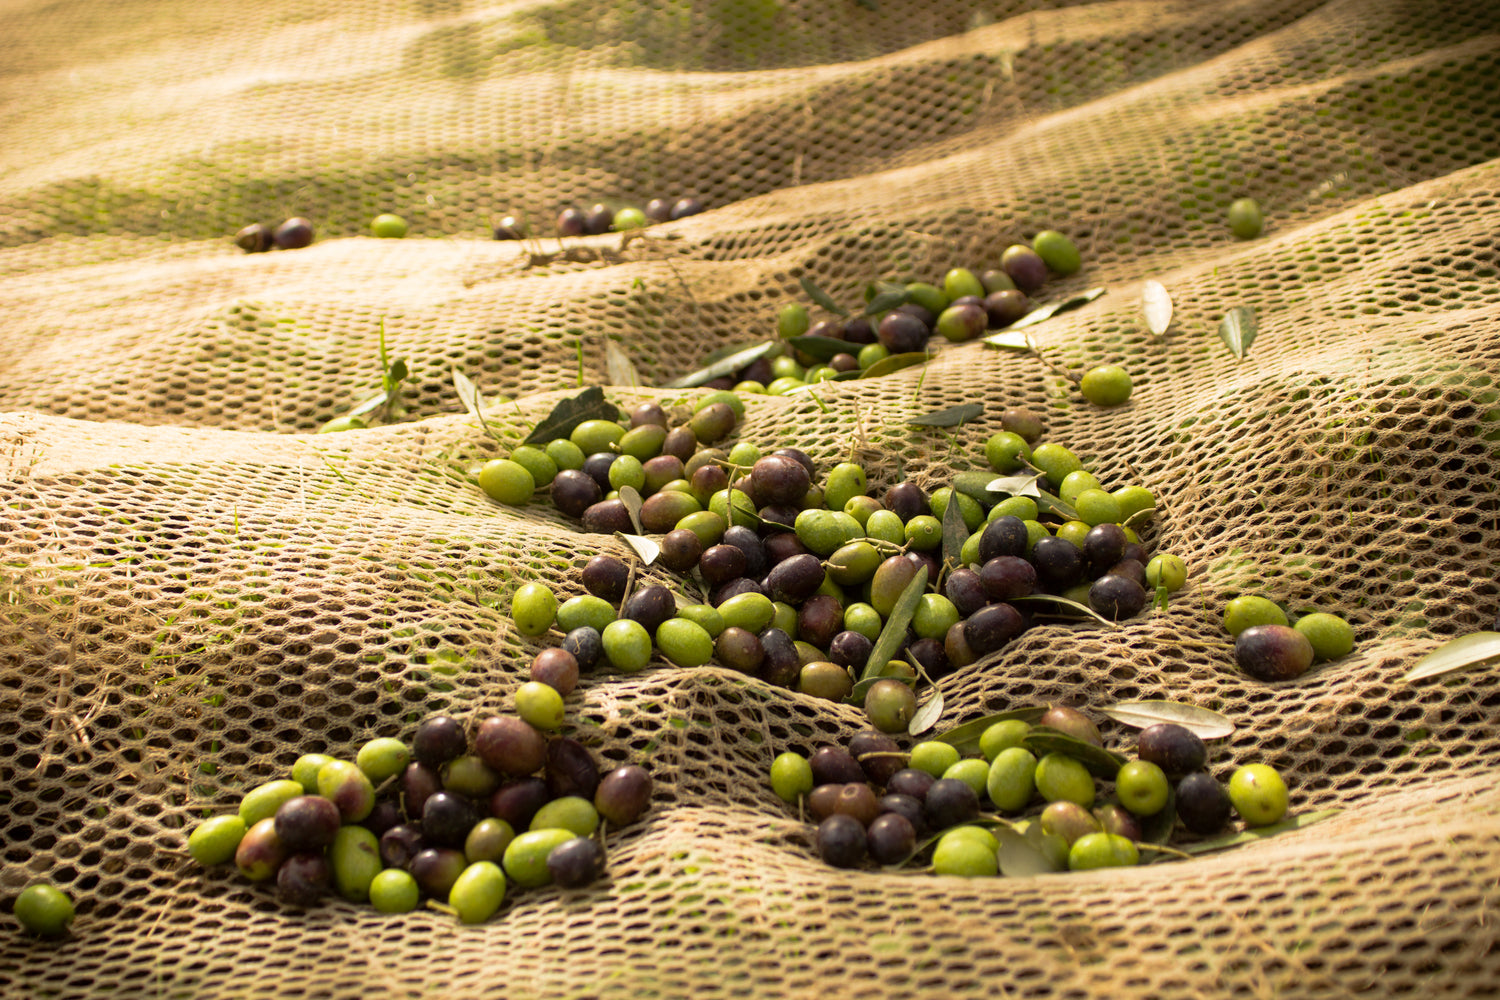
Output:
(3, 0), (1500, 996)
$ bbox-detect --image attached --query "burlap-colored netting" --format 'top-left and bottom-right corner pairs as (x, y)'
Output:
(2, 0), (1499, 996)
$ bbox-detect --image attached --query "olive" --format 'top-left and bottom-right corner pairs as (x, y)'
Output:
(716, 626), (765, 673)
(699, 543), (748, 585)
(767, 553), (825, 604)
(670, 197), (704, 220)
(1000, 244), (1047, 292)
(1089, 574), (1148, 620)
(545, 737), (601, 801)
(905, 637), (949, 679)
(964, 602), (1026, 656)
(809, 746), (865, 787)
(235, 818), (288, 882)
(1235, 624), (1315, 681)
(272, 217), (314, 250)
(662, 426), (698, 462)
(640, 491), (700, 533)
(1176, 772), (1232, 834)
(316, 760), (376, 823)
(1137, 723), (1208, 779)
(798, 660), (853, 701)
(400, 762), (442, 819)
(422, 791), (480, 848)
(1040, 800), (1103, 846)
(475, 715), (547, 777)
(866, 812), (917, 865)
(827, 629), (873, 671)
(886, 768), (935, 801)
(848, 731), (905, 786)
(594, 765), (653, 826)
(876, 312), (929, 354)
(277, 852), (332, 908)
(865, 679), (918, 734)
(547, 837), (607, 888)
(980, 555), (1036, 602)
(816, 814), (868, 868)
(761, 530), (807, 565)
(581, 499), (633, 535)
(450, 861), (507, 923)
(489, 778), (551, 830)
(273, 795), (342, 853)
(410, 847), (468, 900)
(758, 628), (802, 688)
(583, 203), (613, 235)
(645, 198), (673, 223)
(561, 626), (603, 673)
(1031, 536), (1084, 589)
(622, 585), (677, 634)
(797, 594), (844, 648)
(924, 777), (980, 831)
(380, 823), (425, 870)
(493, 216), (526, 240)
(659, 528), (705, 572)
(557, 207), (587, 236)
(234, 223), (273, 253)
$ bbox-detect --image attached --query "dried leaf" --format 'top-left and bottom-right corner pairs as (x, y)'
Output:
(908, 403), (983, 428)
(616, 533), (660, 565)
(603, 339), (641, 388)
(1142, 280), (1173, 336)
(617, 485), (644, 535)
(941, 483), (970, 568)
(522, 386), (619, 446)
(1010, 287), (1107, 329)
(1218, 306), (1258, 359)
(1100, 701), (1236, 740)
(996, 826), (1060, 877)
(786, 336), (849, 362)
(931, 707), (1048, 755)
(981, 330), (1032, 351)
(860, 565), (929, 681)
(1011, 593), (1115, 627)
(452, 368), (500, 441)
(860, 288), (909, 317)
(907, 689), (945, 737)
(799, 276), (850, 317)
(1179, 809), (1341, 855)
(664, 341), (776, 389)
(985, 473), (1043, 498)
(859, 352), (930, 380)
(1403, 632), (1500, 682)
(347, 390), (389, 419)
(1022, 727), (1127, 780)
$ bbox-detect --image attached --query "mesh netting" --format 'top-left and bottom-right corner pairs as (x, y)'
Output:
(3, 0), (1500, 996)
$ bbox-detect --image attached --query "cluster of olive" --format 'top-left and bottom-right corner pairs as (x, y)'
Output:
(185, 713), (652, 924)
(493, 197), (706, 241)
(233, 217), (315, 253)
(769, 708), (1290, 875)
(1222, 595), (1357, 682)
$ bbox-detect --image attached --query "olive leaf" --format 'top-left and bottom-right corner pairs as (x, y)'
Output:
(1035, 490), (1078, 521)
(931, 706), (1048, 755)
(952, 471), (1005, 506)
(1124, 506), (1157, 529)
(1010, 287), (1107, 329)
(985, 473), (1043, 498)
(1010, 593), (1115, 627)
(603, 339), (641, 388)
(996, 826), (1060, 877)
(1139, 786), (1178, 846)
(941, 483), (970, 568)
(859, 352), (930, 380)
(981, 330), (1032, 351)
(617, 485), (645, 535)
(908, 403), (983, 428)
(1403, 631), (1500, 682)
(1154, 584), (1171, 611)
(452, 368), (501, 442)
(665, 341), (776, 389)
(860, 565), (929, 681)
(386, 357), (409, 389)
(616, 532), (660, 566)
(1100, 701), (1236, 740)
(866, 280), (907, 301)
(1142, 280), (1173, 336)
(523, 386), (619, 445)
(348, 390), (389, 419)
(1179, 809), (1341, 855)
(1022, 727), (1127, 780)
(860, 288), (909, 317)
(907, 689), (945, 737)
(786, 336), (849, 362)
(798, 276), (850, 317)
(1218, 306), (1258, 359)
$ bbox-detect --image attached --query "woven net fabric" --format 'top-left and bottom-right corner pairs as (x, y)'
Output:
(2, 0), (1500, 996)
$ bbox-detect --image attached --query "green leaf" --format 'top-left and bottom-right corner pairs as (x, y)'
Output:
(1011, 593), (1115, 627)
(1100, 701), (1236, 740)
(996, 826), (1059, 877)
(981, 330), (1032, 351)
(604, 339), (640, 388)
(522, 386), (619, 446)
(908, 403), (983, 428)
(1154, 584), (1170, 611)
(952, 471), (1006, 505)
(799, 276), (849, 318)
(1022, 727), (1127, 780)
(616, 532), (659, 566)
(861, 565), (929, 681)
(786, 336), (849, 362)
(452, 368), (501, 442)
(1035, 490), (1078, 521)
(386, 357), (409, 388)
(347, 391), (389, 419)
(941, 488), (970, 569)
(1218, 306), (1258, 359)
(1403, 631), (1500, 682)
(665, 341), (776, 389)
(931, 707), (1048, 755)
(1123, 506), (1157, 529)
(1139, 786), (1178, 846)
(985, 473), (1043, 498)
(907, 689), (945, 737)
(1179, 809), (1341, 855)
(617, 485), (644, 535)
(860, 288), (909, 317)
(1142, 280), (1172, 337)
(1010, 287), (1107, 329)
(859, 352), (930, 380)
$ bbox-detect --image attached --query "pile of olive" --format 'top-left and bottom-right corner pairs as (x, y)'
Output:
(186, 712), (652, 924)
(233, 217), (315, 253)
(769, 707), (1291, 875)
(529, 197), (705, 239)
(1222, 595), (1357, 682)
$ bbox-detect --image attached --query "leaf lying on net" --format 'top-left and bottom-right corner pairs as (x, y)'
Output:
(941, 484), (970, 568)
(663, 341), (776, 389)
(452, 368), (500, 441)
(1403, 632), (1500, 682)
(1179, 809), (1341, 855)
(1142, 280), (1173, 336)
(1218, 306), (1258, 359)
(1100, 701), (1236, 740)
(348, 390), (389, 419)
(859, 352), (930, 380)
(908, 403), (983, 428)
(907, 689), (945, 737)
(931, 706), (1048, 755)
(1011, 593), (1115, 627)
(860, 565), (928, 681)
(786, 336), (849, 362)
(1010, 287), (1107, 329)
(617, 485), (644, 535)
(799, 276), (849, 317)
(1022, 727), (1127, 780)
(996, 826), (1060, 877)
(860, 288), (909, 317)
(604, 339), (641, 388)
(981, 330), (1032, 351)
(615, 532), (659, 565)
(522, 386), (618, 445)
(986, 473), (1043, 498)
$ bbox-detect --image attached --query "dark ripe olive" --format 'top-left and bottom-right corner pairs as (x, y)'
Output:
(944, 620), (978, 669)
(562, 626), (603, 673)
(893, 302), (935, 329)
(829, 352), (860, 373)
(401, 761), (443, 818)
(659, 528), (704, 573)
(731, 474), (762, 510)
(1108, 558), (1148, 589)
(983, 289), (1030, 328)
(831, 782), (881, 826)
(629, 402), (668, 429)
(688, 402), (737, 445)
(905, 637), (950, 679)
(379, 823), (425, 870)
(531, 648), (580, 696)
(422, 791), (480, 848)
(979, 515), (1029, 563)
(886, 769), (936, 802)
(584, 203), (613, 235)
(949, 294), (986, 310)
(740, 356), (774, 384)
(547, 836), (607, 888)
(761, 530), (807, 565)
(689, 462), (730, 501)
(711, 577), (765, 607)
(751, 455), (811, 507)
(924, 778), (980, 831)
(877, 795), (926, 839)
(849, 731), (905, 786)
(685, 448), (727, 478)
(797, 595), (844, 648)
(475, 715), (547, 777)
(235, 223), (273, 253)
(1031, 536), (1084, 589)
(414, 716), (467, 769)
(272, 217), (314, 250)
(552, 469), (603, 518)
(699, 544), (747, 586)
(702, 375), (736, 391)
(827, 630), (874, 670)
(799, 660), (854, 701)
(1000, 244), (1048, 292)
(807, 319), (846, 341)
(662, 427), (698, 463)
(274, 795), (342, 853)
(1083, 523), (1128, 574)
(277, 852), (331, 908)
(945, 567), (988, 617)
(758, 627), (801, 687)
(936, 302), (988, 343)
(410, 847), (467, 900)
(1176, 772), (1232, 835)
(720, 526), (768, 578)
(1137, 723), (1208, 779)
(581, 555), (631, 603)
(582, 499), (633, 535)
(843, 317), (877, 344)
(622, 586), (676, 634)
(964, 602), (1026, 655)
(772, 448), (816, 481)
(1089, 574), (1148, 620)
(493, 216), (526, 240)
(877, 312), (929, 354)
(809, 746), (865, 787)
(1094, 803), (1144, 842)
(444, 755), (501, 798)
(670, 196), (704, 220)
(808, 783), (843, 821)
(645, 198), (673, 223)
(641, 454), (686, 493)
(361, 799), (402, 838)
(1039, 705), (1104, 748)
(980, 555), (1037, 602)
(716, 626), (765, 673)
(905, 549), (942, 584)
(866, 812), (917, 865)
(816, 814), (868, 869)
(582, 452), (617, 490)
(767, 553), (824, 604)
(557, 207), (587, 236)
(545, 737), (601, 801)
(1235, 624), (1315, 681)
(489, 777), (550, 830)
(594, 765), (653, 826)
(1120, 541), (1148, 566)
